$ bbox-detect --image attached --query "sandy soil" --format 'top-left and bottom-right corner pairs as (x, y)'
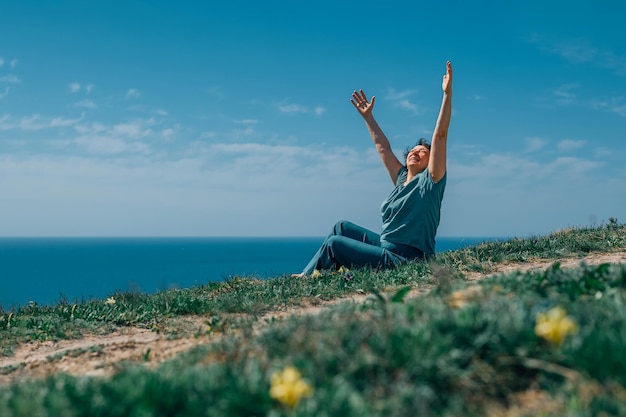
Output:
(1, 251), (624, 384)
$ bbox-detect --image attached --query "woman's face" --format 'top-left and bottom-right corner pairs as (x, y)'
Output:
(405, 145), (430, 172)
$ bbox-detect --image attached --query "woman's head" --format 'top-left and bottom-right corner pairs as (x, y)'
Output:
(403, 138), (431, 172)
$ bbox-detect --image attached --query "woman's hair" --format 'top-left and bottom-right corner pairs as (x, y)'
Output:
(403, 138), (431, 163)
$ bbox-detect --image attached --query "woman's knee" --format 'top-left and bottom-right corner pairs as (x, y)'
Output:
(332, 220), (356, 235)
(326, 236), (351, 255)
(326, 235), (342, 247)
(333, 220), (353, 228)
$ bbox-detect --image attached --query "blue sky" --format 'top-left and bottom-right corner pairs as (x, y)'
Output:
(1, 1), (624, 238)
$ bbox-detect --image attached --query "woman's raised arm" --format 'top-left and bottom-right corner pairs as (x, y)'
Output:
(351, 89), (403, 184)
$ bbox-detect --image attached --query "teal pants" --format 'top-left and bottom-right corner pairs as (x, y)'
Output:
(302, 220), (424, 275)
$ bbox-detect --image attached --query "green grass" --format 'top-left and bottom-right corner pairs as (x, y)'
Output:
(1, 220), (625, 416)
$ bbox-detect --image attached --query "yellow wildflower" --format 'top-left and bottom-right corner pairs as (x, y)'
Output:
(105, 297), (116, 305)
(337, 266), (350, 273)
(447, 286), (483, 309)
(311, 269), (322, 278)
(535, 306), (578, 346)
(270, 366), (313, 408)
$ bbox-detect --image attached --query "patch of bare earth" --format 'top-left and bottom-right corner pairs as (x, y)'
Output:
(1, 251), (624, 385)
(464, 252), (626, 282)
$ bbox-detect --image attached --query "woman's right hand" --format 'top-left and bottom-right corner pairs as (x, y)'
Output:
(350, 89), (375, 118)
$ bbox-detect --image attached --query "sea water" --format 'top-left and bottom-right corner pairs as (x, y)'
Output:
(0, 236), (499, 308)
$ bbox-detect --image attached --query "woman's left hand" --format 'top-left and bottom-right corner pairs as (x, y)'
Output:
(442, 61), (453, 94)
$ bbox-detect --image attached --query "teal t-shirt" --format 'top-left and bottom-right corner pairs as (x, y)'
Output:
(380, 167), (446, 256)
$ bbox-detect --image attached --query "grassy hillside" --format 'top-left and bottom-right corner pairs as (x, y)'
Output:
(1, 220), (625, 416)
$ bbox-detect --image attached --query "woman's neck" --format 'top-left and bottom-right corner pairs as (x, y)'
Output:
(404, 166), (426, 185)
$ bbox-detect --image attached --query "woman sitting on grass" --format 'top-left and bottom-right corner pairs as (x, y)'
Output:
(295, 61), (453, 277)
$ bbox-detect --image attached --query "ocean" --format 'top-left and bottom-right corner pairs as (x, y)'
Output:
(0, 237), (498, 308)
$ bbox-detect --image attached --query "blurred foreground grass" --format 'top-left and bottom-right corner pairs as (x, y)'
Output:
(0, 220), (625, 416)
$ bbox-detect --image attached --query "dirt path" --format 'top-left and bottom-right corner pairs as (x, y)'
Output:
(1, 252), (624, 384)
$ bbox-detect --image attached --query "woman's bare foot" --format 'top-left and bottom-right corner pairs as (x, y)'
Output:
(291, 272), (305, 278)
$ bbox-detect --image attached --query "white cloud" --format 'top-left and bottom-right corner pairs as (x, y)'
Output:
(74, 135), (152, 155)
(468, 94), (484, 101)
(125, 88), (141, 100)
(0, 87), (8, 99)
(557, 139), (585, 151)
(612, 105), (626, 117)
(0, 142), (387, 236)
(10, 59), (17, 68)
(66, 119), (164, 155)
(550, 39), (598, 63)
(553, 83), (579, 105)
(207, 142), (374, 175)
(200, 131), (216, 139)
(155, 109), (168, 116)
(66, 82), (95, 95)
(525, 137), (547, 152)
(314, 106), (326, 116)
(162, 124), (180, 139)
(0, 74), (21, 83)
(441, 149), (617, 237)
(533, 36), (626, 76)
(49, 116), (83, 128)
(111, 120), (153, 138)
(0, 114), (83, 131)
(0, 132), (622, 238)
(385, 89), (413, 101)
(0, 58), (4, 67)
(590, 96), (626, 117)
(234, 119), (258, 124)
(279, 103), (307, 113)
(231, 126), (255, 139)
(73, 99), (97, 109)
(74, 122), (107, 135)
(549, 156), (600, 174)
(63, 118), (159, 157)
(386, 88), (419, 114)
(395, 99), (418, 113)
(278, 102), (326, 116)
(538, 84), (624, 114)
